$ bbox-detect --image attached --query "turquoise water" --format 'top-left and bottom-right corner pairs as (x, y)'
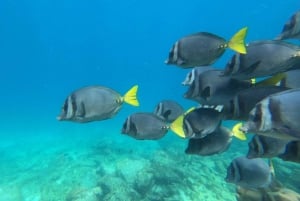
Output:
(1, 0), (300, 200)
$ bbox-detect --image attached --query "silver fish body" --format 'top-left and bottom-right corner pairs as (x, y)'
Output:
(121, 112), (168, 140)
(182, 107), (223, 139)
(57, 86), (123, 123)
(184, 69), (252, 105)
(279, 69), (300, 89)
(223, 40), (300, 80)
(241, 88), (300, 140)
(278, 141), (300, 164)
(165, 32), (227, 68)
(182, 66), (213, 86)
(247, 135), (290, 159)
(276, 10), (300, 40)
(153, 100), (184, 123)
(185, 126), (232, 156)
(225, 86), (289, 121)
(225, 156), (272, 189)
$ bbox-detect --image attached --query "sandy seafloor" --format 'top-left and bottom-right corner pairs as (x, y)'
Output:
(0, 119), (299, 201)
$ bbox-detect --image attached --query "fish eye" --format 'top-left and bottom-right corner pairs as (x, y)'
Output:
(63, 98), (68, 112)
(168, 46), (175, 59)
(230, 164), (234, 176)
(163, 110), (171, 119)
(288, 15), (296, 29)
(122, 119), (128, 131)
(250, 104), (262, 123)
(249, 113), (260, 123)
(253, 111), (262, 123)
(154, 106), (160, 114)
(201, 86), (211, 100)
(250, 140), (259, 157)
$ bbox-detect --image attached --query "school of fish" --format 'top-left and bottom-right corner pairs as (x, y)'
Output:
(57, 9), (300, 200)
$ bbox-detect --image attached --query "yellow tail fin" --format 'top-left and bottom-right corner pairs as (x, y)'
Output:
(170, 115), (186, 138)
(228, 27), (248, 54)
(232, 122), (247, 140)
(123, 85), (139, 106)
(255, 73), (286, 87)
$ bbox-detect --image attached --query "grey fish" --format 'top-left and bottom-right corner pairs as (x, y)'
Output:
(240, 88), (300, 140)
(276, 10), (300, 40)
(153, 100), (184, 123)
(185, 126), (232, 156)
(222, 40), (300, 80)
(182, 66), (213, 86)
(57, 85), (139, 123)
(170, 106), (223, 139)
(184, 69), (252, 106)
(121, 112), (168, 140)
(279, 69), (300, 89)
(165, 27), (247, 68)
(236, 183), (300, 201)
(278, 141), (300, 164)
(247, 135), (290, 159)
(225, 156), (272, 189)
(225, 86), (289, 121)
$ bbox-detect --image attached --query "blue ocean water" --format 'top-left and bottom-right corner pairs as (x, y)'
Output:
(0, 0), (300, 200)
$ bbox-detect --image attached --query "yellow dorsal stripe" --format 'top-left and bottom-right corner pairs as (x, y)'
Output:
(255, 73), (286, 87)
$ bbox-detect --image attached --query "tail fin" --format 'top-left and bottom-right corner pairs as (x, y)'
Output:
(169, 115), (186, 138)
(123, 85), (139, 106)
(169, 107), (196, 138)
(255, 73), (286, 87)
(231, 122), (247, 140)
(228, 27), (248, 54)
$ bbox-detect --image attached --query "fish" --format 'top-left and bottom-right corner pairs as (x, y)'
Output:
(276, 10), (300, 40)
(185, 126), (233, 156)
(165, 27), (248, 68)
(278, 141), (300, 164)
(240, 88), (300, 140)
(170, 106), (223, 139)
(182, 66), (213, 86)
(121, 112), (168, 140)
(279, 69), (300, 89)
(222, 40), (300, 80)
(57, 85), (139, 123)
(184, 69), (252, 106)
(225, 156), (273, 189)
(224, 85), (289, 121)
(235, 182), (300, 201)
(153, 100), (184, 123)
(247, 135), (290, 159)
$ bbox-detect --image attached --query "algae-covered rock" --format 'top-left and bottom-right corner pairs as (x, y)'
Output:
(133, 169), (154, 195)
(97, 174), (140, 200)
(115, 158), (150, 184)
(236, 186), (300, 201)
(66, 187), (102, 201)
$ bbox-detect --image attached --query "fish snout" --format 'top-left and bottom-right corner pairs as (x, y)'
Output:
(239, 124), (249, 133)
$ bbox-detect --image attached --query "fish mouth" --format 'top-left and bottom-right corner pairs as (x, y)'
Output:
(164, 59), (170, 64)
(239, 124), (249, 133)
(56, 116), (63, 121)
